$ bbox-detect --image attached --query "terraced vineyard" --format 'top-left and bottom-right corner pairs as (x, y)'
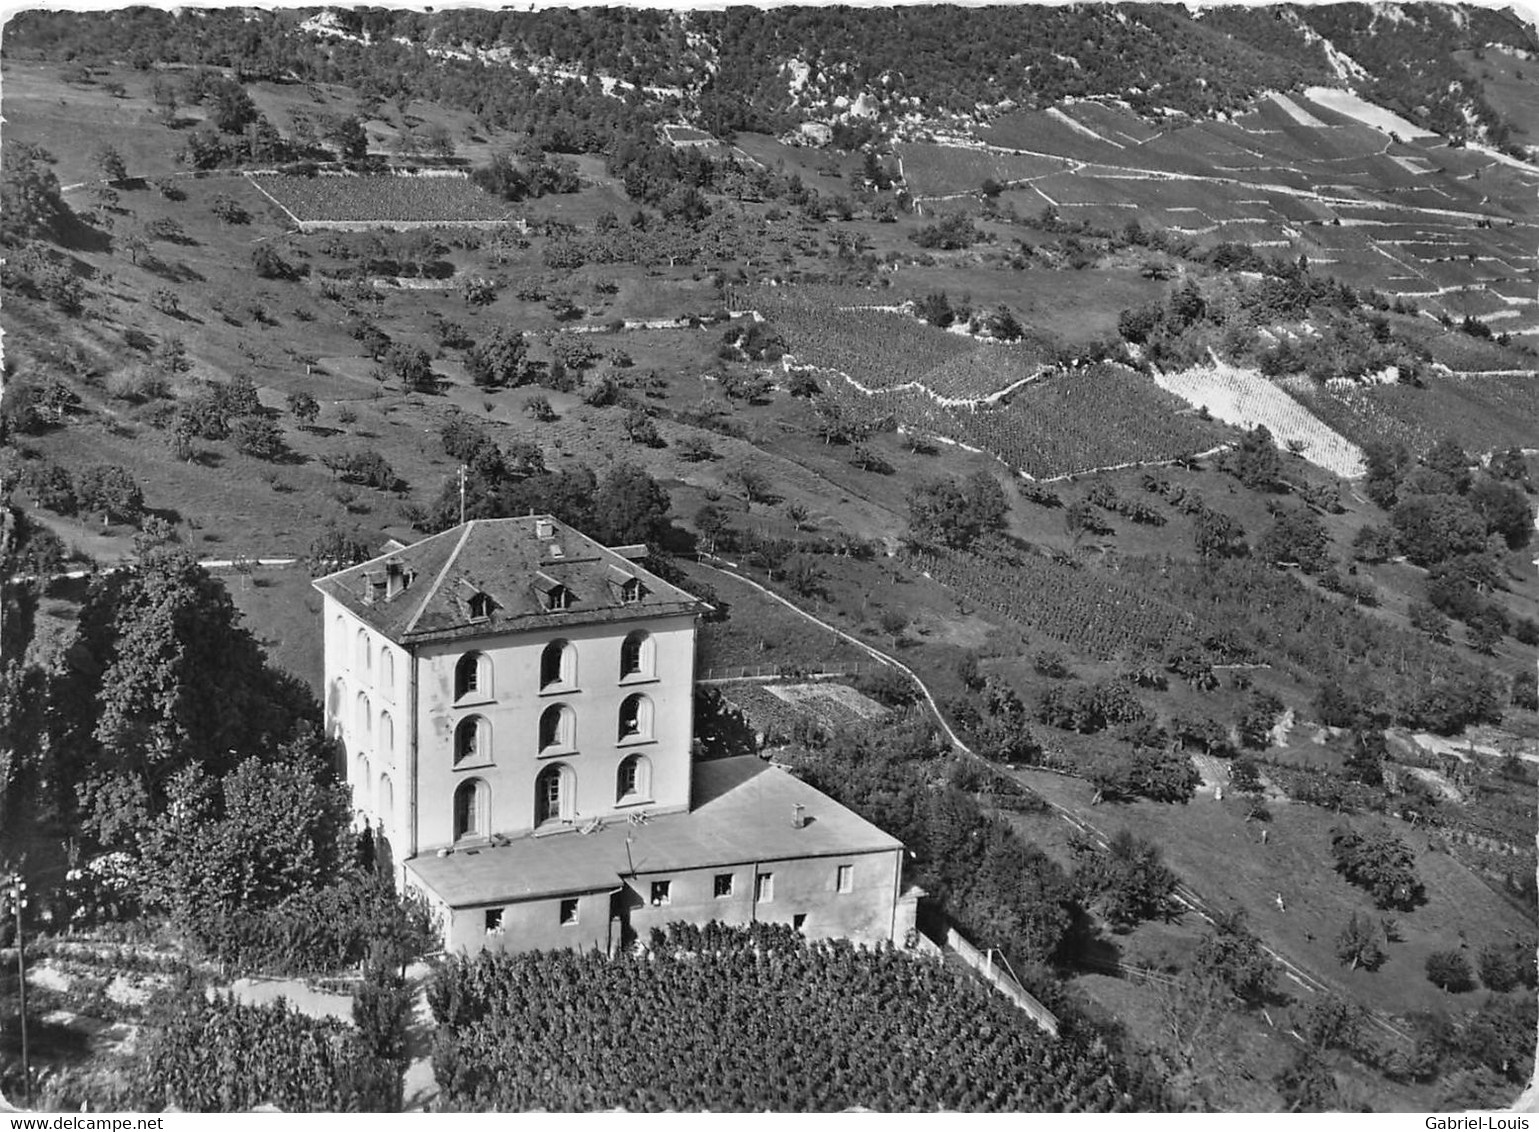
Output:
(1285, 373), (1539, 455)
(910, 546), (1194, 661)
(248, 172), (512, 226)
(1154, 363), (1365, 477)
(839, 364), (1231, 478)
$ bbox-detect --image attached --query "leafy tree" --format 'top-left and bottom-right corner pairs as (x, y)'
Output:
(1194, 910), (1275, 1005)
(914, 291), (954, 328)
(1467, 478), (1532, 549)
(624, 409), (663, 447)
(1391, 494), (1489, 566)
(1194, 508), (1247, 562)
(61, 548), (312, 846)
(590, 464), (670, 547)
(1070, 828), (1179, 931)
(326, 114), (368, 162)
(523, 393), (557, 422)
(138, 742), (349, 930)
(1344, 728), (1386, 786)
(1425, 949), (1475, 992)
(306, 525), (372, 577)
(1424, 436), (1473, 494)
(1330, 825), (1425, 910)
(286, 391), (320, 428)
(1334, 911), (1386, 971)
(377, 344), (433, 394)
(1275, 1048), (1338, 1112)
(324, 448), (398, 491)
(466, 327), (530, 389)
(94, 144), (127, 182)
(1257, 507), (1330, 572)
(231, 416), (285, 460)
(1487, 446), (1530, 486)
(1, 143), (71, 243)
(76, 464), (144, 526)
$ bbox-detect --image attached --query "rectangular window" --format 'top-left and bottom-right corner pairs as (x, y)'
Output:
(559, 898), (579, 926)
(484, 908), (503, 933)
(650, 880), (671, 906)
(713, 873), (734, 899)
(836, 864), (853, 894)
(755, 873), (773, 903)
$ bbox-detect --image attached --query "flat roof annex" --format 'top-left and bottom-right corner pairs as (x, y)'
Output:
(405, 756), (904, 909)
(311, 516), (710, 646)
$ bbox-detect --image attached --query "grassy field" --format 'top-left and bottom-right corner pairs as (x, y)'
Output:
(1013, 767), (1533, 1023)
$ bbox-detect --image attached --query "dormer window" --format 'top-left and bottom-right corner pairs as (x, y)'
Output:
(621, 577), (644, 604)
(468, 592), (494, 621)
(535, 572), (573, 612)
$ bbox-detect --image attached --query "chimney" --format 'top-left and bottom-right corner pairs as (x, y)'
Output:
(535, 517), (554, 540)
(361, 571), (386, 605)
(791, 804), (806, 829)
(384, 558), (409, 599)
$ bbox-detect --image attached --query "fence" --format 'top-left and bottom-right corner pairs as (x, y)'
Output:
(697, 661), (874, 683)
(938, 927), (1059, 1039)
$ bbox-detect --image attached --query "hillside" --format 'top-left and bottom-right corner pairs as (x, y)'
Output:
(2, 5), (1537, 1115)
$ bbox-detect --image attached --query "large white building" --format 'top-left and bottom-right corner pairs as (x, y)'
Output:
(314, 516), (916, 954)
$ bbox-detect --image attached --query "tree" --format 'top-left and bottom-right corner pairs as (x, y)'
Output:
(1344, 729), (1386, 786)
(1194, 911), (1275, 1005)
(694, 504), (729, 553)
(914, 291), (953, 328)
(1071, 828), (1179, 931)
(252, 244), (298, 281)
(1467, 478), (1532, 549)
(307, 525), (372, 577)
(2, 143), (72, 244)
(590, 464), (670, 547)
(523, 393), (557, 422)
(1330, 825), (1425, 910)
(1193, 508), (1247, 562)
(1334, 911), (1386, 971)
(624, 409), (662, 447)
(1257, 508), (1330, 572)
(76, 464), (144, 526)
(380, 344), (434, 394)
(326, 115), (369, 162)
(231, 416), (286, 460)
(1425, 949), (1475, 992)
(95, 144), (127, 183)
(466, 327), (529, 390)
(139, 745), (349, 931)
(287, 391), (320, 428)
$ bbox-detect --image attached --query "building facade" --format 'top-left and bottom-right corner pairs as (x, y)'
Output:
(314, 516), (914, 955)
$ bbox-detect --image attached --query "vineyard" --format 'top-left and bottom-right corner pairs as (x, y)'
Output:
(248, 172), (512, 225)
(909, 545), (1194, 661)
(1153, 363), (1365, 478)
(140, 993), (396, 1112)
(427, 922), (1154, 1112)
(830, 364), (1231, 478)
(1285, 373), (1539, 455)
(897, 142), (1071, 196)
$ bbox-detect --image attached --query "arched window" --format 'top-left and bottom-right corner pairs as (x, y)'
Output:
(455, 716), (488, 765)
(620, 631), (654, 680)
(379, 710), (394, 760)
(333, 615), (345, 662)
(356, 628), (370, 677)
(379, 773), (394, 828)
(455, 652), (490, 701)
(616, 754), (651, 803)
(535, 763), (574, 826)
(379, 650), (395, 697)
(540, 640), (576, 690)
(327, 678), (347, 726)
(453, 778), (488, 841)
(357, 754), (372, 811)
(539, 704), (575, 753)
(355, 692), (371, 737)
(618, 693), (654, 742)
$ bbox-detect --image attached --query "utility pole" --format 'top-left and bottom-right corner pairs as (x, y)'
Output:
(3, 872), (29, 1109)
(458, 464), (468, 526)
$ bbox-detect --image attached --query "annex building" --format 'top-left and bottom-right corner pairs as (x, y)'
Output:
(313, 516), (915, 954)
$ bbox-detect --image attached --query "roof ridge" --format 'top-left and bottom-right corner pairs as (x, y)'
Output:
(405, 520), (476, 636)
